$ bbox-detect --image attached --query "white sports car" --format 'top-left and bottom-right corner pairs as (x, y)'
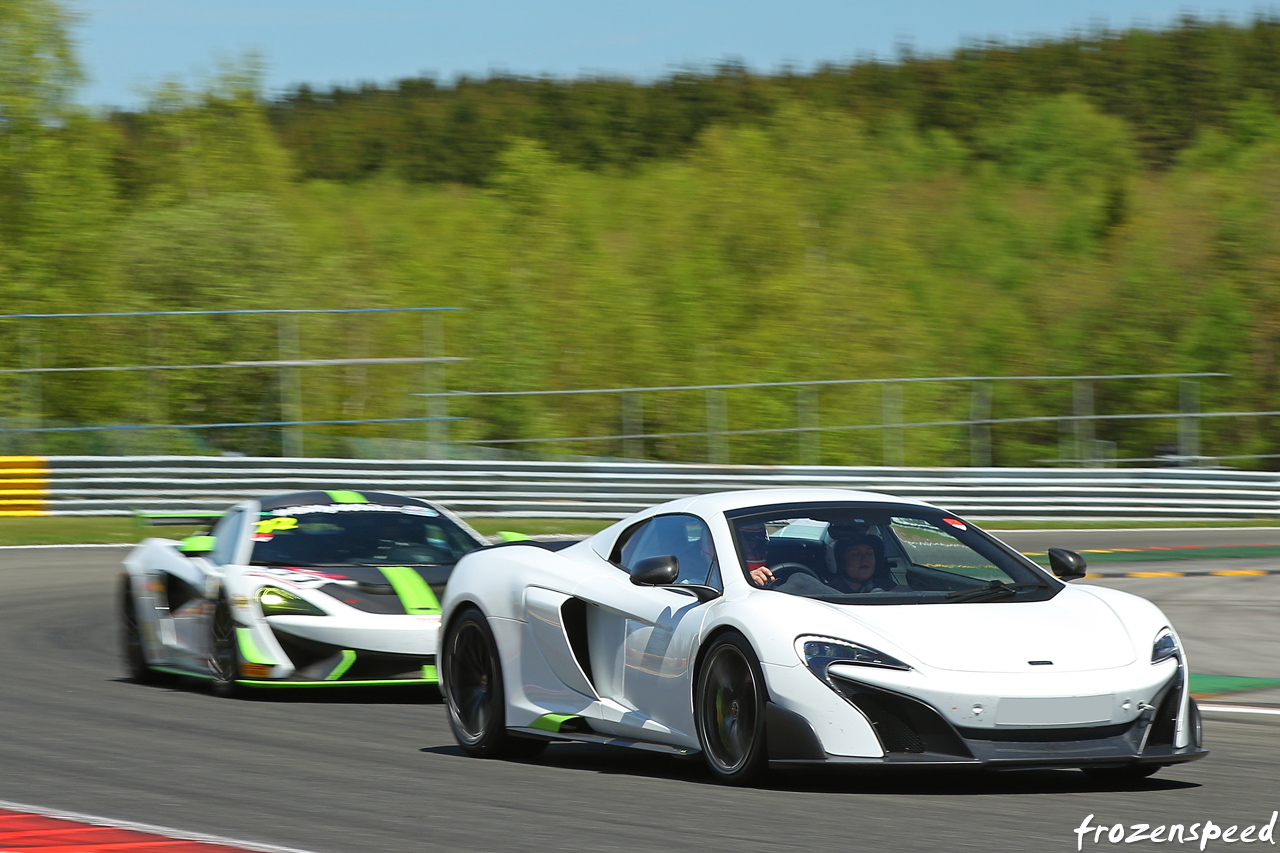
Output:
(120, 490), (487, 695)
(439, 489), (1207, 784)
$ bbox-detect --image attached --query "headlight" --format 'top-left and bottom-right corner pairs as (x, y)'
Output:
(258, 587), (325, 617)
(800, 637), (911, 674)
(1152, 627), (1179, 664)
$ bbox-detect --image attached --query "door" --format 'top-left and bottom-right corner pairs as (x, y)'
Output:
(572, 513), (721, 743)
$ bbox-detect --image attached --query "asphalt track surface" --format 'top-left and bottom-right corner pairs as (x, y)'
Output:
(2, 541), (1279, 853)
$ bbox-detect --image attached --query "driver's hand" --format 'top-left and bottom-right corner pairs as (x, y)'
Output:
(749, 565), (774, 587)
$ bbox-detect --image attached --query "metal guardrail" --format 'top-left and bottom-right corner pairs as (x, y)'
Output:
(4, 456), (1280, 520)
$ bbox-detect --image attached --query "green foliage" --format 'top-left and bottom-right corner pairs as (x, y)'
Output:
(14, 6), (1280, 467)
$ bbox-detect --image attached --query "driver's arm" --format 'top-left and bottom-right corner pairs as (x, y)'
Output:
(748, 565), (774, 587)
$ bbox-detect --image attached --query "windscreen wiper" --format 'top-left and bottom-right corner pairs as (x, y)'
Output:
(945, 580), (1048, 603)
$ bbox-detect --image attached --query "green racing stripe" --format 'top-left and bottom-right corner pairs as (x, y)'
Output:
(378, 566), (441, 615)
(236, 628), (273, 664)
(529, 713), (581, 733)
(325, 649), (358, 681)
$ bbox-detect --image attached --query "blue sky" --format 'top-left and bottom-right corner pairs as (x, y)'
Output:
(73, 1), (1280, 108)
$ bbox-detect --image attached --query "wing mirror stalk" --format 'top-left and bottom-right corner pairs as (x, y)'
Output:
(1048, 547), (1088, 581)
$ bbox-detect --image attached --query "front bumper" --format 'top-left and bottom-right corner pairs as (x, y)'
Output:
(763, 663), (1207, 770)
(235, 615), (441, 685)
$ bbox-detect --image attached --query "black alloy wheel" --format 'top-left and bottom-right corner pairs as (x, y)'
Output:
(695, 632), (769, 785)
(210, 595), (242, 698)
(441, 607), (545, 759)
(120, 574), (161, 684)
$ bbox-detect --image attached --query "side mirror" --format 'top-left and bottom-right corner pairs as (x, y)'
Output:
(179, 535), (216, 557)
(1048, 547), (1087, 581)
(629, 555), (679, 586)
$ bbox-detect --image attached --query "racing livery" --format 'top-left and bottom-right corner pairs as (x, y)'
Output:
(120, 490), (486, 694)
(439, 489), (1207, 784)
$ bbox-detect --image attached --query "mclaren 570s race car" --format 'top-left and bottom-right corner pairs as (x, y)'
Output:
(439, 489), (1207, 785)
(120, 490), (487, 695)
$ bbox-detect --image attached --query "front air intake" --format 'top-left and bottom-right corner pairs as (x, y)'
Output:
(829, 676), (973, 758)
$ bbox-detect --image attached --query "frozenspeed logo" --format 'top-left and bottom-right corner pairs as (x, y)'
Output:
(1076, 813), (1277, 850)
(270, 504), (438, 517)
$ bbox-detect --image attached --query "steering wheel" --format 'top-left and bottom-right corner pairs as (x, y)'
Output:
(765, 562), (823, 588)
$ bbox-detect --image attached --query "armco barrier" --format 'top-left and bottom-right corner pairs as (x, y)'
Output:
(0, 457), (49, 516)
(3, 456), (1280, 520)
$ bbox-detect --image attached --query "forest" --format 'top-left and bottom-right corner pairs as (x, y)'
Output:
(4, 3), (1280, 466)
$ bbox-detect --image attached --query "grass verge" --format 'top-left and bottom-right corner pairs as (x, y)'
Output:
(0, 515), (613, 547)
(3, 514), (1278, 547)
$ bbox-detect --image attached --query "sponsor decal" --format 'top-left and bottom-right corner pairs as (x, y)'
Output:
(400, 504), (438, 517)
(942, 518), (968, 531)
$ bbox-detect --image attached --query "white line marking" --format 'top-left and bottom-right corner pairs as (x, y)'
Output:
(0, 798), (322, 853)
(1199, 704), (1280, 716)
(0, 543), (133, 550)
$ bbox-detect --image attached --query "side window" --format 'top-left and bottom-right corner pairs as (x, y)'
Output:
(209, 510), (246, 566)
(618, 514), (719, 588)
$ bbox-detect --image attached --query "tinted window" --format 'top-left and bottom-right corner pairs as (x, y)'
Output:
(728, 503), (1056, 605)
(619, 514), (719, 588)
(251, 505), (481, 567)
(209, 510), (246, 566)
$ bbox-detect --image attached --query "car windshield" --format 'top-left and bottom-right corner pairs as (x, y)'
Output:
(250, 505), (481, 567)
(728, 503), (1058, 605)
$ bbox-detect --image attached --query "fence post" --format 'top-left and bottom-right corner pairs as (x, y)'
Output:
(970, 380), (992, 467)
(798, 386), (819, 465)
(1073, 380), (1094, 467)
(278, 314), (303, 457)
(882, 383), (903, 466)
(1179, 378), (1201, 466)
(424, 312), (448, 458)
(20, 325), (41, 453)
(706, 389), (728, 464)
(622, 393), (644, 459)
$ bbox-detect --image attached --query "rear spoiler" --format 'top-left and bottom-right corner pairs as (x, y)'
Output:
(135, 511), (224, 528)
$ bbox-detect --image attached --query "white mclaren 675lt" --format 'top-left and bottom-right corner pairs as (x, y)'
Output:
(120, 490), (487, 695)
(439, 489), (1207, 785)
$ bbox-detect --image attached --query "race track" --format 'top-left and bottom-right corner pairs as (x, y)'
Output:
(1, 544), (1278, 853)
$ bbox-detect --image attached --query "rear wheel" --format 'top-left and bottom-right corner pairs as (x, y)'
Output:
(210, 595), (242, 698)
(441, 607), (545, 759)
(119, 575), (162, 684)
(695, 632), (769, 785)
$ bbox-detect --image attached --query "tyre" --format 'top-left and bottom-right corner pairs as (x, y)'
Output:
(210, 595), (243, 698)
(695, 632), (769, 785)
(441, 607), (546, 759)
(120, 574), (163, 684)
(1082, 764), (1161, 785)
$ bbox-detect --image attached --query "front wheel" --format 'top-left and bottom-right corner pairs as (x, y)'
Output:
(695, 632), (769, 785)
(210, 596), (242, 698)
(441, 607), (545, 759)
(120, 575), (163, 684)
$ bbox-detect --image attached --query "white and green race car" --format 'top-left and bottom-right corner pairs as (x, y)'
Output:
(120, 490), (487, 695)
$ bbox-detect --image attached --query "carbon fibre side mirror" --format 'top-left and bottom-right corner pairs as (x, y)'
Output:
(1048, 547), (1087, 581)
(630, 555), (679, 586)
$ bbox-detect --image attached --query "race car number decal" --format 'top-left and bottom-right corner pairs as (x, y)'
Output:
(256, 517), (298, 535)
